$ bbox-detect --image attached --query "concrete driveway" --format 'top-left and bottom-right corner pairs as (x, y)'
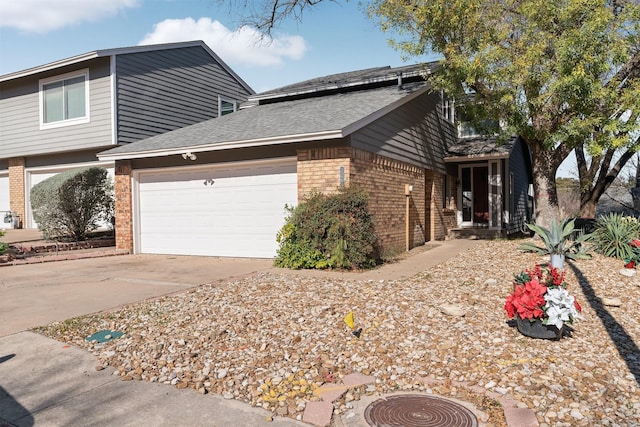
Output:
(0, 254), (274, 336)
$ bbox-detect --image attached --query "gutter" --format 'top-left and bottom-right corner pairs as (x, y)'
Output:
(97, 129), (344, 161)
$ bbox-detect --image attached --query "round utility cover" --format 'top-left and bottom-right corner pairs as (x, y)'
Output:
(364, 394), (479, 427)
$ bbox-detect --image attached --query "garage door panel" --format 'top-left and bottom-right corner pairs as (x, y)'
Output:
(0, 175), (9, 213)
(137, 160), (297, 258)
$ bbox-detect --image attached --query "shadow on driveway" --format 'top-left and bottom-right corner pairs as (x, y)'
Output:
(1, 384), (34, 427)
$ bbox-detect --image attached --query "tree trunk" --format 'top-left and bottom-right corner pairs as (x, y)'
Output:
(530, 144), (562, 227)
(577, 148), (636, 217)
(580, 199), (598, 218)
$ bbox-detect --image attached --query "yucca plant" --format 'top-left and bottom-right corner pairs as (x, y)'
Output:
(591, 213), (640, 260)
(520, 218), (592, 261)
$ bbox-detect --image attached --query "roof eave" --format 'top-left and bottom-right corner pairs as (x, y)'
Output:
(444, 153), (509, 162)
(97, 129), (344, 161)
(250, 68), (428, 103)
(0, 52), (100, 82)
(0, 41), (256, 94)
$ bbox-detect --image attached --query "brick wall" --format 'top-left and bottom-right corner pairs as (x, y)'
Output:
(114, 160), (133, 252)
(350, 149), (427, 252)
(297, 147), (351, 198)
(8, 157), (25, 227)
(428, 171), (447, 240)
(297, 146), (438, 253)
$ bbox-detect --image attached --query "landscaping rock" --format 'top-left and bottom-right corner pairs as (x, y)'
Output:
(439, 303), (466, 317)
(33, 240), (640, 426)
(602, 297), (622, 307)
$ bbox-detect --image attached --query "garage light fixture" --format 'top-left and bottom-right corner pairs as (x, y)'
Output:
(181, 152), (197, 161)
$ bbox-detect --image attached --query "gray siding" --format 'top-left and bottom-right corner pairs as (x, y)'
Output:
(25, 149), (109, 168)
(507, 137), (532, 234)
(350, 91), (456, 174)
(0, 57), (113, 159)
(116, 46), (252, 144)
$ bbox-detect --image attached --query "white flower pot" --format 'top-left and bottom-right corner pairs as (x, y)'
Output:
(550, 254), (565, 270)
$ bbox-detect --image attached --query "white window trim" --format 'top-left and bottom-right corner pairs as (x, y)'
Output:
(217, 95), (237, 117)
(39, 68), (90, 130)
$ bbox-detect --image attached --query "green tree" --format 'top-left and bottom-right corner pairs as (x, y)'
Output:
(225, 0), (640, 224)
(369, 0), (640, 223)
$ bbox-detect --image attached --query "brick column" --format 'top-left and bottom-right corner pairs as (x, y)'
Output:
(114, 160), (133, 252)
(8, 158), (25, 228)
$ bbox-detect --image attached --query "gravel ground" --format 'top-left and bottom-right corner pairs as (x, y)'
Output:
(35, 240), (640, 426)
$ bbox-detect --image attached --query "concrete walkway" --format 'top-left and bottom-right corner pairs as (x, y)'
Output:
(0, 234), (486, 427)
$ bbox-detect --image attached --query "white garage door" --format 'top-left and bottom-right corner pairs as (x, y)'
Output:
(137, 159), (297, 258)
(0, 174), (8, 212)
(0, 174), (10, 229)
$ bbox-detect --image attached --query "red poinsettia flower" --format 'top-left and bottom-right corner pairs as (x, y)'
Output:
(505, 264), (582, 330)
(549, 267), (565, 286)
(504, 277), (548, 320)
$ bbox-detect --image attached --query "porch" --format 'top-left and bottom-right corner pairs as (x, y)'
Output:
(447, 226), (506, 240)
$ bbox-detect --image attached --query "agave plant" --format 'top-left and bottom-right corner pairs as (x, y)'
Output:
(520, 218), (592, 261)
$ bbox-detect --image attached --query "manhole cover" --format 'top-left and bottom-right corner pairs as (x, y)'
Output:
(364, 394), (478, 427)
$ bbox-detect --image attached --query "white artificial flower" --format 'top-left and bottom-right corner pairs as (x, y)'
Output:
(544, 287), (580, 329)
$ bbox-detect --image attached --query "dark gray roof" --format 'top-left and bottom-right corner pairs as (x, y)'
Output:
(249, 62), (438, 104)
(98, 81), (430, 160)
(446, 136), (517, 159)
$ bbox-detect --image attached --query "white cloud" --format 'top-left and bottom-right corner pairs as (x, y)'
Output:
(0, 0), (138, 33)
(139, 17), (307, 67)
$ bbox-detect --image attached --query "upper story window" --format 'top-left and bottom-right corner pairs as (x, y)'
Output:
(218, 96), (237, 117)
(456, 107), (500, 138)
(441, 93), (455, 124)
(39, 70), (90, 129)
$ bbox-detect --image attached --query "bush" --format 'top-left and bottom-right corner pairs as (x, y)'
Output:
(31, 167), (114, 241)
(274, 187), (379, 270)
(591, 213), (640, 260)
(0, 230), (6, 255)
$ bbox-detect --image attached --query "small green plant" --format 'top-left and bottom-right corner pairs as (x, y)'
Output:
(591, 213), (640, 260)
(0, 230), (7, 255)
(274, 186), (380, 270)
(520, 217), (592, 260)
(31, 167), (114, 241)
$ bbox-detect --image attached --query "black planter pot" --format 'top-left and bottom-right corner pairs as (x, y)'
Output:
(516, 316), (562, 340)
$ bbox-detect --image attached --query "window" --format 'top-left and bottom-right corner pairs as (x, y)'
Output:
(39, 70), (89, 128)
(456, 107), (499, 138)
(442, 93), (455, 124)
(218, 96), (237, 117)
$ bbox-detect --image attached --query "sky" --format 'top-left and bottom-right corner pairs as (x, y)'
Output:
(2, 0), (632, 179)
(0, 0), (440, 93)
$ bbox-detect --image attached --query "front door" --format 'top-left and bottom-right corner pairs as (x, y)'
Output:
(473, 167), (489, 223)
(459, 165), (489, 227)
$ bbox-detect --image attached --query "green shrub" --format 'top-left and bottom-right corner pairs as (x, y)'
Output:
(0, 230), (6, 255)
(274, 187), (380, 270)
(591, 213), (640, 260)
(31, 167), (114, 241)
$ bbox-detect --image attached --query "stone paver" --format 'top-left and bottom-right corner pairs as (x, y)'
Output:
(504, 407), (540, 427)
(342, 373), (375, 387)
(313, 383), (348, 402)
(302, 401), (334, 427)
